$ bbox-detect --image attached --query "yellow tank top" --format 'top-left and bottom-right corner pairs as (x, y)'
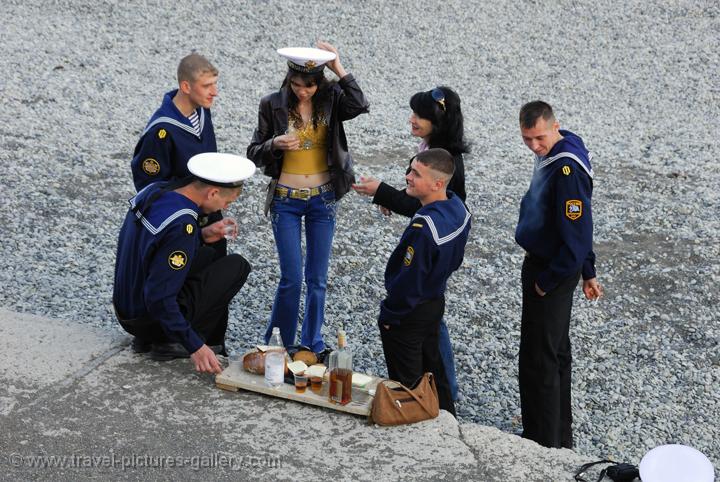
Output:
(282, 115), (329, 175)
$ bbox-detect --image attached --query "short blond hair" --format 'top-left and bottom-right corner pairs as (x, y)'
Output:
(177, 53), (218, 83)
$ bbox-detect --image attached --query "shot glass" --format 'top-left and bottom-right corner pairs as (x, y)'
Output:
(228, 353), (242, 376)
(294, 372), (308, 394)
(223, 218), (238, 241)
(310, 376), (323, 393)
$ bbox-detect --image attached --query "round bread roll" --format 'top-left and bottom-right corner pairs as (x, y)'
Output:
(293, 350), (318, 365)
(243, 351), (266, 374)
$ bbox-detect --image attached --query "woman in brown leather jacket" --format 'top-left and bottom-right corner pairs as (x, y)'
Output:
(246, 42), (369, 355)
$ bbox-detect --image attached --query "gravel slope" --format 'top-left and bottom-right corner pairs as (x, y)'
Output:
(1, 0), (718, 469)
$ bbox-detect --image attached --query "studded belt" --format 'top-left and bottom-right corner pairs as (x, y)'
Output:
(274, 182), (334, 200)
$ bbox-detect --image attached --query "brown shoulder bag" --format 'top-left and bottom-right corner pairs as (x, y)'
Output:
(370, 372), (439, 426)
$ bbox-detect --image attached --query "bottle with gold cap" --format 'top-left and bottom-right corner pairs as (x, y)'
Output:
(328, 329), (352, 405)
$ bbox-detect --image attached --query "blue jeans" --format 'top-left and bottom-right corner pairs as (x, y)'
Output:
(264, 189), (336, 352)
(438, 319), (459, 401)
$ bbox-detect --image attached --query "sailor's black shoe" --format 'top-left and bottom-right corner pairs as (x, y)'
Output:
(149, 343), (190, 361)
(131, 337), (152, 354)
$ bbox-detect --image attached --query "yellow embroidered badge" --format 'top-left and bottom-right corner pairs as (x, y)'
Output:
(403, 246), (414, 266)
(158, 129), (167, 139)
(565, 200), (582, 220)
(142, 158), (160, 176)
(168, 251), (187, 270)
(562, 165), (571, 176)
(412, 223), (423, 228)
(185, 224), (194, 235)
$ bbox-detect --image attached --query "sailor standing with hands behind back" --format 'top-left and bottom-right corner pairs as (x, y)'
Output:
(514, 101), (603, 449)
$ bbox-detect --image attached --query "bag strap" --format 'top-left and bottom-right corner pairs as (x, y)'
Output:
(574, 460), (614, 482)
(392, 373), (436, 415)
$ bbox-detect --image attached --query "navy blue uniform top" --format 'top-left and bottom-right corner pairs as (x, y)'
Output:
(515, 129), (596, 293)
(131, 89), (217, 191)
(380, 192), (471, 326)
(113, 182), (204, 353)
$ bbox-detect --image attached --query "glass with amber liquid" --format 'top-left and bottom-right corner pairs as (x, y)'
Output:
(328, 329), (352, 405)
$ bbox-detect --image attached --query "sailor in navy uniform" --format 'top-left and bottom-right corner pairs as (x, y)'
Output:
(514, 101), (603, 448)
(131, 53), (218, 191)
(113, 153), (254, 374)
(130, 53), (228, 259)
(378, 149), (471, 416)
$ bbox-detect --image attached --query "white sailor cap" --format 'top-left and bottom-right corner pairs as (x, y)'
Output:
(277, 47), (336, 74)
(639, 444), (714, 482)
(187, 153), (255, 188)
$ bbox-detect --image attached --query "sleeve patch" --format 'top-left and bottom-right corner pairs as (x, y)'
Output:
(565, 200), (582, 220)
(158, 128), (167, 139)
(168, 251), (188, 270)
(562, 165), (571, 176)
(185, 224), (194, 235)
(142, 158), (160, 176)
(411, 223), (423, 228)
(403, 246), (414, 266)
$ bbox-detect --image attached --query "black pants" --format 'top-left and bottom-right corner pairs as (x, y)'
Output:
(519, 255), (579, 448)
(118, 247), (251, 351)
(379, 298), (455, 416)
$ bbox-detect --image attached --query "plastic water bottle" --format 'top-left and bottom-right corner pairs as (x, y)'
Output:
(264, 327), (285, 388)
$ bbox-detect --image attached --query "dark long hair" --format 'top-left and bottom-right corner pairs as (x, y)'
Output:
(281, 69), (332, 129)
(409, 86), (469, 155)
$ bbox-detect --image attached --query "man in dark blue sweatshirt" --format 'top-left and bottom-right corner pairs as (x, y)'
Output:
(131, 53), (218, 192)
(114, 154), (254, 372)
(515, 101), (603, 448)
(379, 148), (471, 416)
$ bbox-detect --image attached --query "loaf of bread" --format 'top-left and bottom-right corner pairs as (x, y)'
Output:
(243, 350), (290, 375)
(243, 351), (266, 374)
(293, 350), (318, 365)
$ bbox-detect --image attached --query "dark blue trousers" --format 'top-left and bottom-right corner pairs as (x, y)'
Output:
(519, 255), (580, 448)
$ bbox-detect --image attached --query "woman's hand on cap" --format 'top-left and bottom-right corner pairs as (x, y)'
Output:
(317, 41), (346, 78)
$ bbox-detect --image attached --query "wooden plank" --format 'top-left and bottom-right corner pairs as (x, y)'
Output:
(215, 367), (382, 417)
(216, 382), (239, 392)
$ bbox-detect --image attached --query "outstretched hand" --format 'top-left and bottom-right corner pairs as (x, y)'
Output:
(352, 176), (381, 196)
(190, 344), (223, 374)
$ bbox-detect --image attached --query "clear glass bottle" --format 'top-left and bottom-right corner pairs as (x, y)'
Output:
(328, 329), (352, 405)
(264, 327), (286, 388)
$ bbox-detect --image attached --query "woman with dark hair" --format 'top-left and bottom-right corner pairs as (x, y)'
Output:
(354, 86), (468, 215)
(352, 85), (468, 400)
(247, 42), (369, 355)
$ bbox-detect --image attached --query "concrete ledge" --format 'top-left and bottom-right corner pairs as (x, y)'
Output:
(0, 309), (596, 480)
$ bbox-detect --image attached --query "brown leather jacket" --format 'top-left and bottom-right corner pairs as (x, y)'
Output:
(246, 73), (369, 200)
